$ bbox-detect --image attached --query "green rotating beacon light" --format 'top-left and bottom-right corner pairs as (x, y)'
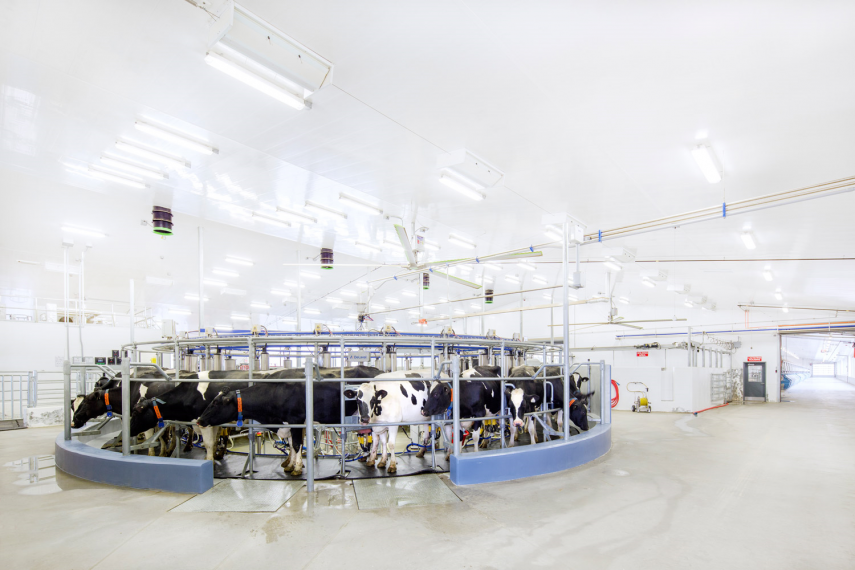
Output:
(152, 206), (173, 236)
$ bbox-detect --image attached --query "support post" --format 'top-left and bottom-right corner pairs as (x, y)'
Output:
(248, 337), (254, 477)
(562, 220), (571, 441)
(687, 327), (692, 367)
(198, 226), (204, 333)
(500, 339), (506, 448)
(452, 354), (461, 457)
(304, 356), (314, 492)
(121, 356), (131, 456)
(63, 360), (71, 441)
(339, 339), (346, 477)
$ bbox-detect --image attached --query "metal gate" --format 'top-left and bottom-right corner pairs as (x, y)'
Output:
(0, 372), (35, 422)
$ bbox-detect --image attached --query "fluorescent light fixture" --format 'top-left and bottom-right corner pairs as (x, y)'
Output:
(214, 324), (233, 330)
(424, 306), (436, 312)
(61, 225), (106, 238)
(505, 276), (520, 284)
(305, 200), (347, 219)
(145, 276), (173, 287)
(100, 156), (166, 179)
(531, 275), (548, 285)
(691, 143), (722, 184)
(618, 296), (629, 305)
(401, 291), (417, 298)
(568, 293), (578, 302)
(115, 140), (187, 169)
(470, 303), (480, 310)
(338, 194), (382, 215)
(542, 292), (553, 300)
(231, 314), (250, 321)
(385, 298), (400, 304)
(226, 256), (253, 266)
(355, 281), (369, 289)
(438, 173), (486, 201)
(774, 291), (783, 301)
(448, 234), (477, 249)
(741, 232), (756, 250)
(642, 278), (655, 288)
(782, 304), (789, 313)
(169, 309), (191, 315)
(684, 300), (694, 308)
(603, 260), (622, 272)
(386, 318), (398, 324)
(275, 206), (317, 224)
(384, 238), (403, 248)
(250, 302), (271, 309)
(355, 241), (383, 253)
(299, 271), (320, 280)
(372, 304), (386, 311)
(221, 288), (247, 296)
(270, 289), (291, 296)
(212, 268), (239, 277)
(304, 308), (320, 315)
(87, 168), (147, 189)
(203, 278), (228, 287)
(283, 280), (306, 288)
(454, 309), (465, 315)
(763, 268), (774, 281)
(348, 313), (359, 319)
(438, 297), (449, 303)
(326, 297), (342, 304)
(17, 260), (41, 266)
(134, 121), (217, 155)
(252, 211), (291, 227)
(517, 262), (536, 272)
(341, 290), (358, 298)
(184, 294), (209, 302)
(423, 239), (441, 251)
(204, 51), (308, 111)
(483, 263), (502, 271)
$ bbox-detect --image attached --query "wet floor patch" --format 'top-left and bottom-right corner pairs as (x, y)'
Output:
(170, 479), (304, 513)
(4, 455), (63, 495)
(352, 473), (460, 510)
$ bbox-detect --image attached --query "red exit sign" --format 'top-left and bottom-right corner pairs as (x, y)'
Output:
(747, 356), (762, 362)
(636, 351), (649, 357)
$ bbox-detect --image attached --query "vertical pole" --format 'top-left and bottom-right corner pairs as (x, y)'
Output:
(339, 339), (347, 477)
(79, 248), (85, 358)
(430, 338), (436, 469)
(687, 327), (692, 367)
(173, 339), (180, 380)
(198, 226), (204, 333)
(296, 254), (302, 367)
(63, 245), (70, 366)
(304, 356), (314, 492)
(129, 279), (135, 362)
(500, 339), (506, 448)
(121, 357), (130, 456)
(452, 354), (461, 457)
(562, 220), (571, 441)
(248, 337), (254, 477)
(63, 361), (71, 441)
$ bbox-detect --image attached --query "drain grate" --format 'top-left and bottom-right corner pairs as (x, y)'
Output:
(170, 479), (304, 513)
(353, 474), (460, 510)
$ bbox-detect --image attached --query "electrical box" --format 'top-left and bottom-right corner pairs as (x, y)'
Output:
(414, 235), (426, 253)
(541, 213), (587, 245)
(162, 319), (176, 339)
(569, 271), (586, 289)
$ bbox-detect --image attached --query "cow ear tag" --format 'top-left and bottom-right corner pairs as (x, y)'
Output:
(104, 392), (113, 418)
(236, 390), (244, 427)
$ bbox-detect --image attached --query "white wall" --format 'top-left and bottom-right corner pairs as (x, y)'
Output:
(0, 320), (162, 371)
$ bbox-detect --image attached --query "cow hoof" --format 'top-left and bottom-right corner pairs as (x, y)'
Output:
(280, 460), (290, 469)
(377, 461), (386, 469)
(290, 469), (302, 477)
(358, 456), (367, 463)
(366, 460), (375, 468)
(388, 464), (397, 474)
(415, 448), (426, 459)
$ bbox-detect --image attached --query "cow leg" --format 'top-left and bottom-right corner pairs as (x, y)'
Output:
(443, 424), (453, 460)
(377, 430), (388, 469)
(508, 422), (517, 448)
(291, 429), (304, 477)
(386, 428), (398, 473)
(366, 431), (378, 467)
(278, 428), (294, 470)
(196, 425), (217, 460)
(471, 423), (480, 453)
(527, 417), (538, 444)
(183, 426), (195, 452)
(556, 409), (564, 433)
(143, 429), (156, 456)
(415, 425), (427, 458)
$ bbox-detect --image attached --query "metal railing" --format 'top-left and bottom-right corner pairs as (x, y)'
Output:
(63, 333), (610, 492)
(0, 294), (156, 328)
(0, 372), (36, 420)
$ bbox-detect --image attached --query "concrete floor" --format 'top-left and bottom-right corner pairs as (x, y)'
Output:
(1, 377), (853, 569)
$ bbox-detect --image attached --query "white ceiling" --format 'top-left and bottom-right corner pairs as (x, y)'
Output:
(1, 0), (854, 331)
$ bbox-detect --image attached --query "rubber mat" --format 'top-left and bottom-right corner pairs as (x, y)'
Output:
(170, 479), (303, 513)
(352, 474), (460, 510)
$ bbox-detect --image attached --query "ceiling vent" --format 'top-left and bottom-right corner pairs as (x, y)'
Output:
(436, 150), (503, 200)
(207, 2), (333, 109)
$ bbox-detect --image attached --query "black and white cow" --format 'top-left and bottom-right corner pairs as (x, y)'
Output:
(197, 366), (379, 475)
(421, 366), (502, 458)
(343, 368), (447, 473)
(506, 366), (594, 445)
(129, 370), (254, 460)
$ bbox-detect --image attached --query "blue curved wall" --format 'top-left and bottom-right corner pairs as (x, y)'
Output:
(449, 423), (611, 485)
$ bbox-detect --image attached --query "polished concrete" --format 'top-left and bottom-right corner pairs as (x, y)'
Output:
(1, 376), (853, 569)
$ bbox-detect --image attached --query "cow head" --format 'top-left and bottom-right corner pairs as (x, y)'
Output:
(196, 389), (237, 427)
(343, 383), (387, 424)
(568, 390), (595, 431)
(71, 390), (109, 429)
(422, 382), (451, 416)
(130, 398), (158, 436)
(506, 387), (541, 428)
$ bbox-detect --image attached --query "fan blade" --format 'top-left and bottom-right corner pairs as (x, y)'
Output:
(393, 224), (417, 267)
(431, 271), (482, 289)
(481, 251), (543, 262)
